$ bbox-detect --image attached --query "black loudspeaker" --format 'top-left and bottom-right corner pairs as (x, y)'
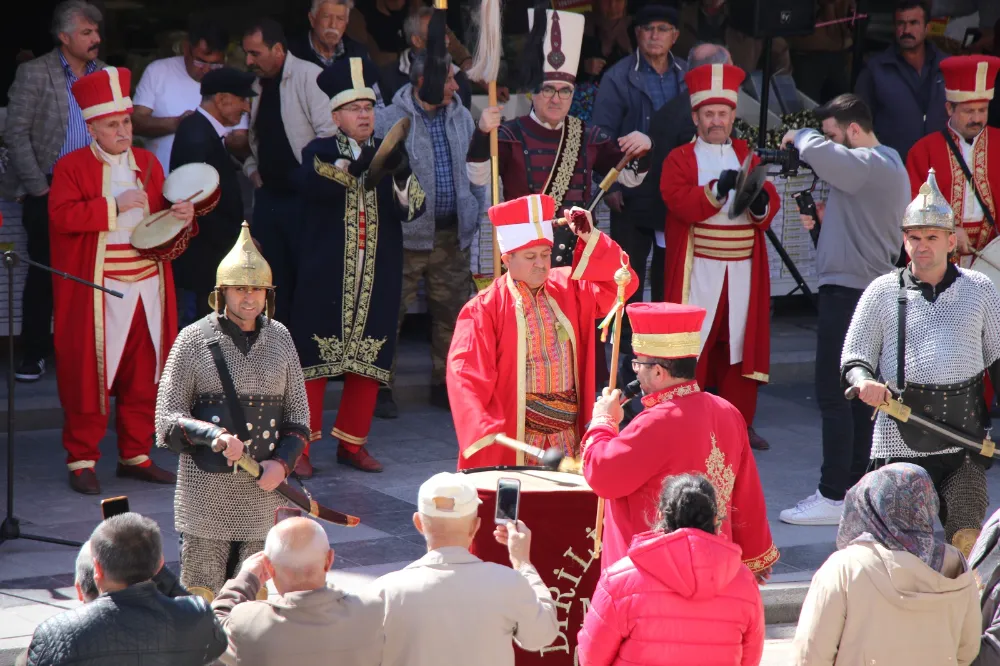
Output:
(729, 0), (817, 39)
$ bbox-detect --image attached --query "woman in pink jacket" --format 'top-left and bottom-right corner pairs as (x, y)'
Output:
(577, 473), (765, 666)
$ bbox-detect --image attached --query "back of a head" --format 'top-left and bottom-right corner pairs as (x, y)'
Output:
(815, 93), (874, 134)
(656, 474), (718, 535)
(75, 541), (99, 602)
(264, 517), (330, 582)
(89, 513), (163, 587)
(687, 43), (732, 70)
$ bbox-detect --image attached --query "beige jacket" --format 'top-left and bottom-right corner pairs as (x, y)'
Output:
(244, 52), (336, 179)
(211, 570), (384, 666)
(792, 542), (982, 666)
(370, 547), (560, 666)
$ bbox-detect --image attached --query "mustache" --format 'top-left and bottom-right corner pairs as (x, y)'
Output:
(899, 33), (916, 39)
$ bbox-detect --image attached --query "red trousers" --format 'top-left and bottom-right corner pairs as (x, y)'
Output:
(696, 276), (758, 427)
(64, 300), (158, 469)
(303, 373), (380, 455)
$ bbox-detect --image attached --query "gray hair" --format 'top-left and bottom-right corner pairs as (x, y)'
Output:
(687, 42), (732, 69)
(310, 0), (353, 14)
(409, 50), (453, 87)
(75, 541), (99, 602)
(404, 7), (435, 46)
(52, 0), (103, 41)
(89, 513), (162, 587)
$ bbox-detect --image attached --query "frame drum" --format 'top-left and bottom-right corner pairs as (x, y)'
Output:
(461, 467), (599, 666)
(131, 210), (197, 261)
(163, 162), (221, 215)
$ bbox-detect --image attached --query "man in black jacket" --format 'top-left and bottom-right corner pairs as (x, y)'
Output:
(25, 513), (226, 666)
(171, 67), (257, 325)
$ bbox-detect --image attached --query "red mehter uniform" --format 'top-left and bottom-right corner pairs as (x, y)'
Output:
(448, 194), (637, 469)
(906, 55), (1000, 267)
(48, 67), (178, 478)
(582, 302), (778, 571)
(660, 64), (779, 429)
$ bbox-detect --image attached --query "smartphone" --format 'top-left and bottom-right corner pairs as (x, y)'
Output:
(274, 506), (304, 525)
(100, 495), (129, 520)
(495, 478), (521, 525)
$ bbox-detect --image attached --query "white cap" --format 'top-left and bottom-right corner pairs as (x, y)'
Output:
(418, 473), (483, 518)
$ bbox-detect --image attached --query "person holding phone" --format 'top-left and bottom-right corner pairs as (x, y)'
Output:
(155, 223), (310, 600)
(371, 472), (559, 666)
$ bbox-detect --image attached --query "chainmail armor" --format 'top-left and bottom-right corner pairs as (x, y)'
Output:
(180, 535), (265, 595)
(842, 268), (1000, 459)
(940, 456), (990, 543)
(155, 316), (310, 541)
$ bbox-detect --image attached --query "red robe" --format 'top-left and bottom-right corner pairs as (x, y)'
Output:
(48, 145), (178, 416)
(906, 126), (1000, 256)
(448, 230), (638, 469)
(660, 139), (778, 383)
(582, 381), (778, 571)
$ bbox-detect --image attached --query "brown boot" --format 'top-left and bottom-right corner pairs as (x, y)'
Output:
(69, 469), (101, 495)
(116, 461), (176, 484)
(337, 444), (383, 472)
(293, 454), (314, 480)
(748, 427), (770, 451)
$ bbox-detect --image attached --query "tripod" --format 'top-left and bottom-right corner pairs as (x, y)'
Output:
(0, 250), (123, 549)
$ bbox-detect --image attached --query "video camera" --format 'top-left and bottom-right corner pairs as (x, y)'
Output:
(756, 146), (804, 178)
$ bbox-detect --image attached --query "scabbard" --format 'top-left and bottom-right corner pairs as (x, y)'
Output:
(876, 399), (997, 458)
(232, 453), (361, 526)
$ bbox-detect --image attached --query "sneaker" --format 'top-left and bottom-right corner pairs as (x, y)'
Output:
(14, 358), (45, 382)
(779, 490), (844, 526)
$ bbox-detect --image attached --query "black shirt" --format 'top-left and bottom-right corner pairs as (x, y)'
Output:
(359, 3), (409, 54)
(254, 63), (299, 194)
(902, 262), (959, 303)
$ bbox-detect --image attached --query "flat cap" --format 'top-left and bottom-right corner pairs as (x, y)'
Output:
(200, 67), (257, 98)
(634, 3), (679, 27)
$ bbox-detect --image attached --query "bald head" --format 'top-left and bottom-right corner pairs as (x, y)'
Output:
(688, 43), (732, 69)
(264, 517), (331, 586)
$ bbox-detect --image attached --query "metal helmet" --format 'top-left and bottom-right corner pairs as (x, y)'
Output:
(207, 222), (276, 316)
(901, 168), (955, 232)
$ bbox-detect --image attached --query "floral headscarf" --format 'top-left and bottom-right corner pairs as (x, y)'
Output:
(836, 463), (946, 572)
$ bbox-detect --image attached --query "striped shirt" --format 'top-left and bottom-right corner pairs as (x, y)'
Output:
(55, 52), (99, 167)
(416, 104), (456, 219)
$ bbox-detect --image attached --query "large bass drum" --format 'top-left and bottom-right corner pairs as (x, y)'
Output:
(971, 237), (1000, 294)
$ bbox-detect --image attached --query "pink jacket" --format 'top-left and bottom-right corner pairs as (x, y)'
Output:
(577, 529), (765, 666)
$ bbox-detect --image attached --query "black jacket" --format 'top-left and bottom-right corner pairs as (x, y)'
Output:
(26, 581), (226, 666)
(287, 33), (370, 70)
(170, 110), (245, 297)
(627, 93), (696, 230)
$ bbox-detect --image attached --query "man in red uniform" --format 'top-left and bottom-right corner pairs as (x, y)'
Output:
(447, 194), (637, 469)
(660, 63), (780, 451)
(583, 302), (778, 574)
(48, 67), (194, 494)
(906, 55), (1000, 267)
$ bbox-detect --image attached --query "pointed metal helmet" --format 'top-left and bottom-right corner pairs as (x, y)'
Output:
(901, 168), (955, 232)
(215, 222), (273, 289)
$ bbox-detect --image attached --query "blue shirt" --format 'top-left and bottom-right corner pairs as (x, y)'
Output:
(637, 53), (681, 112)
(417, 103), (456, 219)
(54, 52), (99, 169)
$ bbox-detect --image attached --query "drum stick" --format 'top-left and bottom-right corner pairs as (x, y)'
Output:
(494, 434), (568, 470)
(552, 154), (633, 226)
(142, 190), (203, 228)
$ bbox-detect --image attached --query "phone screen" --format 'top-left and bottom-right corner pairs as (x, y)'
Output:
(100, 496), (130, 520)
(274, 506), (304, 525)
(495, 478), (521, 525)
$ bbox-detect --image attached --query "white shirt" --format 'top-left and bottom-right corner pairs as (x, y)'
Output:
(93, 144), (162, 388)
(134, 56), (249, 174)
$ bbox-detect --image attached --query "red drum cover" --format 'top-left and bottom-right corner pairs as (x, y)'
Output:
(462, 467), (600, 666)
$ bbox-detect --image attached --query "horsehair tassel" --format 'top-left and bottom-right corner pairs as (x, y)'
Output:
(419, 1), (450, 105)
(468, 0), (502, 83)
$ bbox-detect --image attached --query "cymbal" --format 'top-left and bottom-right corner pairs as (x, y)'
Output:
(367, 117), (411, 185)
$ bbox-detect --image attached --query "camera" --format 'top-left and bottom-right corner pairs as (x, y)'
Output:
(756, 146), (803, 177)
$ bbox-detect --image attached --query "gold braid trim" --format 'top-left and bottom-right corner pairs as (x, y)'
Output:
(543, 116), (584, 210)
(744, 543), (780, 573)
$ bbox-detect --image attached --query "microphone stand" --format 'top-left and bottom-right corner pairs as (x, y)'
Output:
(1, 250), (123, 549)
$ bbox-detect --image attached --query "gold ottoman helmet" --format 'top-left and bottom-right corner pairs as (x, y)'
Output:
(208, 221), (276, 317)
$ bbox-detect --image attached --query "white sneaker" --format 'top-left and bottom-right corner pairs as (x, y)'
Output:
(779, 490), (844, 526)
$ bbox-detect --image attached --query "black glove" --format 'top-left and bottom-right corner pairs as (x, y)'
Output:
(749, 188), (769, 216)
(348, 145), (378, 178)
(384, 144), (410, 176)
(716, 169), (739, 200)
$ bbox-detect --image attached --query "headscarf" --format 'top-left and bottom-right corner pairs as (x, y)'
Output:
(836, 463), (946, 573)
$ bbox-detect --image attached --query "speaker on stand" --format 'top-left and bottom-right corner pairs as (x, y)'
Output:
(729, 0), (819, 306)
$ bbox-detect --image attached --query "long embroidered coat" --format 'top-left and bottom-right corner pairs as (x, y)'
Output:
(906, 125), (1000, 262)
(447, 230), (637, 469)
(582, 381), (779, 572)
(289, 133), (424, 384)
(48, 144), (178, 416)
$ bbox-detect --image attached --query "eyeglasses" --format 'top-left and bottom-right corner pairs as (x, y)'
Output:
(631, 360), (663, 370)
(193, 58), (225, 70)
(538, 86), (574, 100)
(340, 103), (374, 114)
(638, 24), (678, 35)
